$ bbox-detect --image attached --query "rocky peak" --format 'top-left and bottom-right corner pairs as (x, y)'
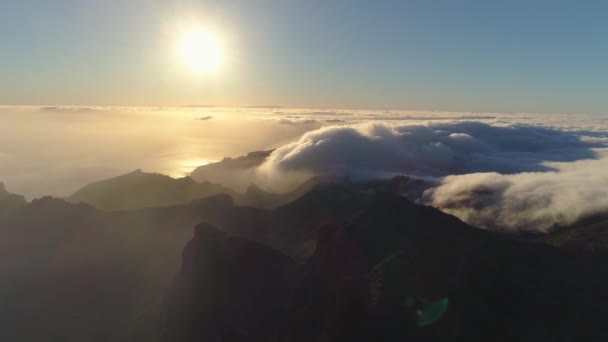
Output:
(0, 183), (27, 214)
(163, 222), (294, 342)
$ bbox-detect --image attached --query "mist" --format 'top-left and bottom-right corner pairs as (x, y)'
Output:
(0, 106), (319, 199)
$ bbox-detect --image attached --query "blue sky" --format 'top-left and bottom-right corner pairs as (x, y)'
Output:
(1, 0), (608, 113)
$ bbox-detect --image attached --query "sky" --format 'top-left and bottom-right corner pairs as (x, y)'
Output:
(1, 0), (608, 113)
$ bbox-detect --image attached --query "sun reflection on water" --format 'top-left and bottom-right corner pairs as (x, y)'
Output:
(170, 158), (213, 178)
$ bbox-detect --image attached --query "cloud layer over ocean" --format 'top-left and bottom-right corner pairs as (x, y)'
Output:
(259, 121), (600, 177)
(2, 105), (608, 231)
(252, 118), (608, 231)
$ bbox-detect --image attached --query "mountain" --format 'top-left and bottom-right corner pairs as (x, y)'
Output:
(67, 168), (318, 212)
(234, 176), (323, 209)
(67, 169), (235, 211)
(357, 175), (436, 202)
(161, 191), (608, 341)
(0, 182), (27, 217)
(190, 150), (273, 191)
(0, 194), (235, 342)
(542, 214), (608, 253)
(3, 180), (608, 341)
(0, 184), (388, 341)
(161, 223), (296, 342)
(199, 183), (373, 260)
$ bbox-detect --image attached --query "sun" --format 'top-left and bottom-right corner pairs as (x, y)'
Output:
(178, 28), (224, 74)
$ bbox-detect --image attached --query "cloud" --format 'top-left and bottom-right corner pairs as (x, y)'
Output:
(0, 106), (323, 199)
(370, 115), (498, 121)
(246, 105), (283, 108)
(303, 111), (354, 116)
(40, 106), (100, 113)
(198, 116), (213, 120)
(424, 151), (608, 231)
(259, 121), (600, 178)
(255, 121), (608, 230)
(6, 105), (608, 231)
(277, 118), (318, 125)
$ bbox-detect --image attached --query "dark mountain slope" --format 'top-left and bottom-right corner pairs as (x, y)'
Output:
(67, 169), (318, 212)
(163, 191), (608, 341)
(161, 223), (296, 342)
(190, 150), (272, 190)
(338, 194), (608, 341)
(3, 182), (608, 341)
(542, 215), (608, 253)
(0, 195), (236, 342)
(0, 182), (27, 217)
(205, 184), (372, 260)
(234, 176), (321, 209)
(67, 169), (234, 211)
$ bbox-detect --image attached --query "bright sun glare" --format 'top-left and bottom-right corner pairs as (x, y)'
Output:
(178, 28), (224, 74)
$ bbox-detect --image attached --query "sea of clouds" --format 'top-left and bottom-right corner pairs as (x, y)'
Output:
(2, 105), (608, 231)
(253, 110), (608, 232)
(254, 120), (608, 231)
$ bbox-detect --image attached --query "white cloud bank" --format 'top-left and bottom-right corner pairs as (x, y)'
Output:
(260, 121), (599, 176)
(424, 152), (608, 231)
(255, 121), (608, 231)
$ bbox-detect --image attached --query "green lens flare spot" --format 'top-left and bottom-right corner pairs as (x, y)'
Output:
(415, 297), (448, 327)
